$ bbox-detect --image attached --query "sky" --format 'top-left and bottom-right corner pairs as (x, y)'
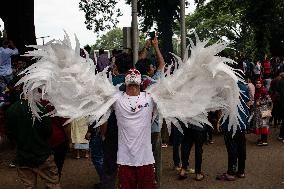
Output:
(0, 0), (196, 47)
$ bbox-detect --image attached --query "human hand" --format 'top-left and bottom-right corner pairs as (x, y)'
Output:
(216, 122), (222, 133)
(85, 132), (92, 140)
(151, 37), (158, 48)
(145, 39), (151, 49)
(256, 101), (260, 106)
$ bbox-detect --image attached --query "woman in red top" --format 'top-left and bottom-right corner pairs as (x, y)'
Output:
(253, 79), (272, 146)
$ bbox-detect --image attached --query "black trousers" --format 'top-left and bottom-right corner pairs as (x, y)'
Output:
(279, 118), (284, 138)
(224, 130), (246, 175)
(52, 141), (68, 178)
(181, 128), (204, 174)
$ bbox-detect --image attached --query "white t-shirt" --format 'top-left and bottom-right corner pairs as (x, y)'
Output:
(114, 92), (155, 166)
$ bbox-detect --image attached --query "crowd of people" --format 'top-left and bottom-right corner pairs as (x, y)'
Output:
(0, 36), (284, 189)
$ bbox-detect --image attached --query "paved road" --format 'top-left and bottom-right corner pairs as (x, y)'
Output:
(1, 127), (284, 189)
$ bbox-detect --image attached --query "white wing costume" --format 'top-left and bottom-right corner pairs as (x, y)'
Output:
(17, 32), (244, 133)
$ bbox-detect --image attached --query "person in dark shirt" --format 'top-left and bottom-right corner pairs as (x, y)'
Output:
(275, 66), (284, 142)
(5, 98), (61, 189)
(216, 81), (250, 181)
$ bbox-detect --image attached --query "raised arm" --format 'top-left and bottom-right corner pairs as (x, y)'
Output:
(138, 39), (151, 60)
(7, 40), (19, 56)
(152, 37), (165, 71)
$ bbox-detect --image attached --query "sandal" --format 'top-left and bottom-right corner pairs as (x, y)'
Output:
(195, 173), (205, 181)
(178, 174), (187, 180)
(236, 173), (245, 178)
(178, 169), (187, 180)
(216, 173), (235, 181)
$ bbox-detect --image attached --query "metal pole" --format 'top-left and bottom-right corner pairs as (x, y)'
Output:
(180, 0), (186, 59)
(132, 0), (138, 65)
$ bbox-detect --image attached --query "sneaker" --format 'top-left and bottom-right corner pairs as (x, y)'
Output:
(236, 173), (246, 178)
(278, 136), (284, 140)
(208, 140), (214, 144)
(162, 144), (168, 148)
(257, 140), (263, 146)
(189, 168), (195, 174)
(9, 162), (16, 168)
(262, 142), (268, 146)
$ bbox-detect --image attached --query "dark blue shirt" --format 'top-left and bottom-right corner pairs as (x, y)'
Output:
(222, 81), (250, 131)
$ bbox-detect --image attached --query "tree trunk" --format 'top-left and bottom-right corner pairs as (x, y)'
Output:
(157, 3), (174, 64)
(0, 0), (36, 54)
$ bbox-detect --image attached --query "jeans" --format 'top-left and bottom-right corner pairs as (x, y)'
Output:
(172, 126), (183, 167)
(89, 128), (104, 180)
(181, 127), (204, 174)
(101, 112), (118, 189)
(0, 74), (13, 93)
(224, 130), (246, 175)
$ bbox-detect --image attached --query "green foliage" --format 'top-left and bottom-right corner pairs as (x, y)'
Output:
(242, 0), (284, 58)
(80, 0), (185, 61)
(79, 0), (122, 32)
(92, 28), (123, 50)
(184, 0), (284, 59)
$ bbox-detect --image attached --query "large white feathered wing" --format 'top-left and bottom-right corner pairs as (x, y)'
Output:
(17, 32), (119, 125)
(147, 36), (244, 134)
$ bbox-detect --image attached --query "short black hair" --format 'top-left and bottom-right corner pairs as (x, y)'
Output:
(135, 58), (152, 75)
(115, 53), (134, 74)
(2, 40), (9, 47)
(99, 49), (105, 55)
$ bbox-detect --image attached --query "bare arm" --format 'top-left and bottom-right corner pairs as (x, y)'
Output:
(152, 37), (165, 71)
(138, 39), (151, 60)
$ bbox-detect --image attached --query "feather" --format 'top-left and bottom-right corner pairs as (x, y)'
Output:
(17, 32), (119, 126)
(147, 35), (244, 134)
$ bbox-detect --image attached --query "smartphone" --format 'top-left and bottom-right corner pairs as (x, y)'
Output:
(149, 31), (155, 40)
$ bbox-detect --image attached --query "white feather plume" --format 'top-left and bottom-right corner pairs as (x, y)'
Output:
(146, 36), (244, 133)
(17, 32), (119, 125)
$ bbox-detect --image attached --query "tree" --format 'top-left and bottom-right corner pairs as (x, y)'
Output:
(79, 0), (122, 32)
(92, 27), (148, 52)
(185, 0), (253, 57)
(93, 28), (123, 50)
(242, 0), (284, 58)
(0, 0), (36, 54)
(79, 0), (195, 63)
(184, 0), (284, 59)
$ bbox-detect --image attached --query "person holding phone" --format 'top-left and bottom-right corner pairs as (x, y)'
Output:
(135, 35), (165, 189)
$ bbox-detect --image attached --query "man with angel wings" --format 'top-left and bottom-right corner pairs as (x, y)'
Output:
(17, 32), (245, 189)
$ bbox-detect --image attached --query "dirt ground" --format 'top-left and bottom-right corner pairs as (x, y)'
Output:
(0, 127), (284, 189)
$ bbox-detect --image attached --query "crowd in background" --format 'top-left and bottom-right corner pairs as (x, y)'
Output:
(1, 37), (284, 189)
